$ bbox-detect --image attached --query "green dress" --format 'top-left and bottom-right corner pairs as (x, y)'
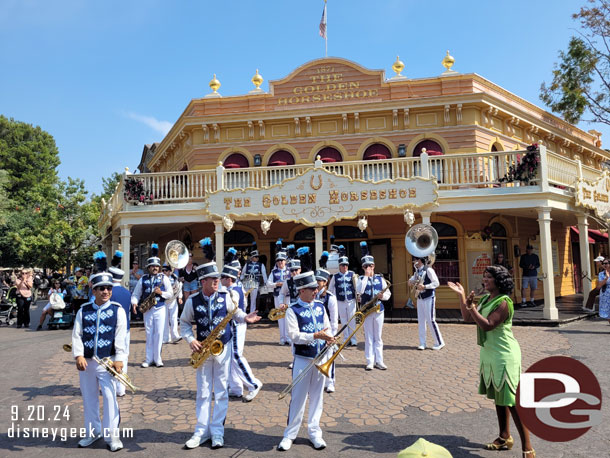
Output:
(476, 294), (521, 406)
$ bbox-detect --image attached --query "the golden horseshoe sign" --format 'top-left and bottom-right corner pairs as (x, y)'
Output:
(310, 174), (323, 190)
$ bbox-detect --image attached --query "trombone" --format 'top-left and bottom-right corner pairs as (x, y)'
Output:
(278, 280), (391, 400)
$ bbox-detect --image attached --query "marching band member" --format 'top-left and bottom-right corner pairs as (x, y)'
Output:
(180, 243), (260, 450)
(108, 251), (132, 397)
(222, 248), (263, 401)
(315, 251), (338, 393)
(240, 242), (268, 313)
(267, 239), (290, 345)
(409, 256), (445, 350)
(72, 252), (127, 451)
(130, 243), (172, 368)
(278, 250), (335, 452)
(162, 262), (183, 344)
(278, 244), (301, 311)
(327, 245), (358, 347)
(357, 242), (391, 371)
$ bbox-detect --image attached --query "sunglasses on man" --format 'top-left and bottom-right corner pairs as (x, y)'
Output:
(96, 286), (113, 291)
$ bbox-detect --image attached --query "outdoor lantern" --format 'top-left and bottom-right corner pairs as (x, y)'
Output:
(398, 144), (406, 157)
(254, 154), (262, 166)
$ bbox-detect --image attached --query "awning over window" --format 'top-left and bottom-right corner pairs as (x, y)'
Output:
(589, 229), (609, 241)
(570, 226), (595, 243)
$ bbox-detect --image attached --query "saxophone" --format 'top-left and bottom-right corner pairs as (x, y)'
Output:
(189, 307), (237, 369)
(138, 290), (158, 313)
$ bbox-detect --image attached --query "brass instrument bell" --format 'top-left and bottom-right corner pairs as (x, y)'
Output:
(165, 240), (189, 270)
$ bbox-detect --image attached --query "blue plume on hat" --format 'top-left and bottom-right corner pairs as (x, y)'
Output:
(338, 245), (346, 257)
(329, 235), (336, 249)
(275, 238), (283, 253)
(250, 241), (258, 253)
(360, 241), (369, 257)
(319, 251), (329, 269)
(225, 247), (238, 265)
(151, 243), (159, 258)
(199, 237), (215, 262)
(287, 244), (296, 260)
(111, 250), (123, 268)
(93, 250), (108, 273)
(297, 246), (312, 272)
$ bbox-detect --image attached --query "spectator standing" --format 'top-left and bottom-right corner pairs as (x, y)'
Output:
(597, 259), (610, 323)
(16, 268), (34, 328)
(129, 261), (143, 293)
(494, 253), (514, 276)
(584, 255), (605, 311)
(519, 244), (540, 307)
(178, 253), (198, 302)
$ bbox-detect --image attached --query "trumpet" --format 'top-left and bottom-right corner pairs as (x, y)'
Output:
(63, 343), (72, 352)
(93, 356), (139, 393)
(269, 307), (286, 321)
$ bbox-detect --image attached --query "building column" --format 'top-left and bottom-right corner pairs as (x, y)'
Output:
(111, 231), (120, 256)
(577, 213), (592, 307)
(120, 224), (131, 289)
(215, 221), (224, 268)
(537, 207), (558, 320)
(314, 227), (324, 268)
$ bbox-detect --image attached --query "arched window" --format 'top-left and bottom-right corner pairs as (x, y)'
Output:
(432, 222), (459, 285)
(363, 143), (392, 181)
(224, 153), (250, 189)
(413, 140), (444, 182)
(267, 150), (296, 185)
(316, 147), (344, 175)
(224, 230), (255, 267)
(490, 222), (508, 262)
(333, 226), (368, 239)
(294, 227), (328, 241)
(268, 150), (295, 167)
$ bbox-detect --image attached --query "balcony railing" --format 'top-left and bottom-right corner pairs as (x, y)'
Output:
(99, 146), (603, 231)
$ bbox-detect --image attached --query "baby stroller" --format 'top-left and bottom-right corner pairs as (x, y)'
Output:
(46, 292), (74, 330)
(0, 286), (18, 326)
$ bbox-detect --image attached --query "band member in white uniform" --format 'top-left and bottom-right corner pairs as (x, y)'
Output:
(130, 243), (172, 368)
(108, 251), (132, 397)
(72, 254), (127, 452)
(327, 246), (358, 347)
(315, 252), (338, 393)
(162, 263), (182, 344)
(409, 256), (444, 350)
(222, 248), (263, 401)
(277, 265), (335, 452)
(240, 242), (268, 314)
(267, 241), (289, 345)
(357, 242), (391, 371)
(180, 257), (260, 450)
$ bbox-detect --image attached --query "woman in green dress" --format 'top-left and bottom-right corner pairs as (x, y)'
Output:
(448, 266), (535, 458)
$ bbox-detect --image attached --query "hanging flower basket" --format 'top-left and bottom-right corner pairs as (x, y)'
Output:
(499, 143), (540, 185)
(123, 177), (154, 203)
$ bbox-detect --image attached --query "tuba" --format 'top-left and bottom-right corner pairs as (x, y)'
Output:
(165, 240), (189, 270)
(405, 224), (438, 306)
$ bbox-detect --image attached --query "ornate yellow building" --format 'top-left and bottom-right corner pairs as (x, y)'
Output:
(100, 56), (610, 319)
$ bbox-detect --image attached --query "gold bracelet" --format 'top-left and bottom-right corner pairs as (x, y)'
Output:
(466, 304), (475, 311)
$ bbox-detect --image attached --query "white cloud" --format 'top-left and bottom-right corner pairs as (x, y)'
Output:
(125, 112), (172, 136)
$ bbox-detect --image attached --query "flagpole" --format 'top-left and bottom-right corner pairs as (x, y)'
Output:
(325, 0), (328, 57)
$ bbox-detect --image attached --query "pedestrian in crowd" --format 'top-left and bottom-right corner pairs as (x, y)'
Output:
(494, 253), (514, 276)
(584, 255), (605, 311)
(37, 279), (65, 330)
(519, 244), (540, 307)
(448, 266), (534, 457)
(70, 267), (89, 313)
(129, 261), (143, 293)
(16, 268), (33, 329)
(597, 258), (610, 323)
(178, 252), (198, 303)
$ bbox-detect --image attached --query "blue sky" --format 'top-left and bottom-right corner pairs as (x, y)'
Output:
(1, 0), (605, 195)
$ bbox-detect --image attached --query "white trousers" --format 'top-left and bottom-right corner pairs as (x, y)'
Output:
(228, 322), (260, 396)
(79, 358), (120, 442)
(144, 305), (166, 365)
(283, 355), (325, 441)
(337, 299), (357, 345)
(363, 309), (384, 365)
(163, 299), (180, 343)
(248, 288), (259, 314)
(417, 295), (444, 347)
(274, 295), (289, 344)
(194, 342), (231, 437)
(115, 330), (130, 396)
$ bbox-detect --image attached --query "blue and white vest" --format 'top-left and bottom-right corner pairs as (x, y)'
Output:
(416, 268), (435, 300)
(244, 261), (264, 285)
(286, 277), (299, 302)
(317, 290), (335, 318)
(141, 273), (165, 308)
(291, 299), (327, 358)
(359, 274), (385, 312)
(333, 271), (356, 302)
(228, 285), (246, 312)
(192, 291), (232, 345)
(270, 267), (288, 297)
(81, 301), (119, 359)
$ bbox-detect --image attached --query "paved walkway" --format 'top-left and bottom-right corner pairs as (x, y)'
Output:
(0, 301), (608, 457)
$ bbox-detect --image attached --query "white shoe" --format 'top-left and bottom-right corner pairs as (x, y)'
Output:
(325, 384), (335, 393)
(211, 435), (224, 449)
(228, 392), (243, 398)
(310, 436), (327, 449)
(288, 362), (293, 369)
(244, 383), (262, 402)
(432, 343), (445, 351)
(141, 362), (150, 368)
(375, 362), (387, 370)
(155, 361), (164, 367)
(108, 439), (123, 452)
(278, 437), (293, 451)
(417, 345), (425, 350)
(78, 432), (102, 447)
(365, 363), (373, 371)
(279, 339), (286, 345)
(185, 434), (210, 449)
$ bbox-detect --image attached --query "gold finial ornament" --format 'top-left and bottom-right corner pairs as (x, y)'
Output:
(209, 74), (221, 93)
(251, 69), (263, 89)
(442, 50), (455, 71)
(392, 55), (405, 76)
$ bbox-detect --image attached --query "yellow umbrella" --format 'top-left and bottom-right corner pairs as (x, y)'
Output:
(397, 438), (453, 458)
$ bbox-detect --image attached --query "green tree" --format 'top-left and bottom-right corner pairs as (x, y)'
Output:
(541, 0), (610, 125)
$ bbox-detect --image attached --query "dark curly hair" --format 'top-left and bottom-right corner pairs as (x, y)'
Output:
(485, 265), (514, 295)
